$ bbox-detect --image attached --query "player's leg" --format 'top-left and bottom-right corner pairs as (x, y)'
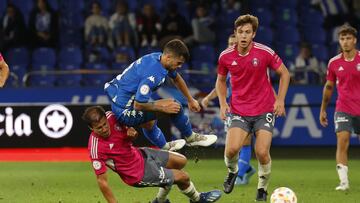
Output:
(223, 124), (249, 194)
(253, 112), (275, 201)
(143, 148), (221, 203)
(335, 131), (350, 191)
(169, 99), (217, 147)
(111, 103), (185, 151)
(140, 120), (186, 151)
(235, 135), (256, 185)
(334, 112), (354, 191)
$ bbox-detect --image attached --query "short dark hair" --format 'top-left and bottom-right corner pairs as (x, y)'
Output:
(234, 14), (259, 33)
(82, 106), (106, 127)
(163, 39), (190, 61)
(338, 23), (357, 38)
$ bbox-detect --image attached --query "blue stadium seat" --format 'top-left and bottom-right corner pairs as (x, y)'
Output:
(275, 0), (297, 9)
(28, 74), (56, 87)
(299, 8), (324, 26)
(138, 46), (161, 57)
(218, 9), (239, 29)
(111, 62), (128, 71)
(56, 74), (82, 87)
(32, 47), (56, 67)
(10, 64), (28, 82)
(251, 7), (272, 27)
(0, 0), (6, 16)
(125, 0), (139, 12)
(86, 46), (111, 64)
(5, 47), (30, 66)
(275, 43), (300, 63)
(113, 46), (136, 64)
(312, 44), (329, 62)
(249, 0), (271, 9)
(58, 46), (83, 68)
(255, 26), (273, 46)
(59, 28), (83, 47)
(82, 63), (111, 86)
(274, 8), (298, 27)
(275, 26), (300, 44)
(216, 27), (234, 45)
(189, 61), (216, 91)
(303, 26), (326, 43)
(59, 0), (84, 13)
(191, 44), (216, 63)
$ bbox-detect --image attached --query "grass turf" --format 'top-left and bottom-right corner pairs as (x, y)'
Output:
(0, 159), (359, 203)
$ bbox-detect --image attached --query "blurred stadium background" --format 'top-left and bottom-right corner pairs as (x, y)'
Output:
(0, 0), (360, 202)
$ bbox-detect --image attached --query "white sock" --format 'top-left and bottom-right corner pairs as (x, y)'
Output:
(156, 186), (171, 202)
(336, 164), (349, 185)
(180, 181), (200, 202)
(258, 160), (271, 191)
(224, 154), (239, 173)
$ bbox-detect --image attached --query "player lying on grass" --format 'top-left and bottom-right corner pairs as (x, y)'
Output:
(82, 106), (222, 203)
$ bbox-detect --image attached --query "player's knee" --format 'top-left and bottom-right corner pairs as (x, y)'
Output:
(226, 147), (239, 158)
(169, 151), (187, 169)
(255, 149), (269, 160)
(174, 171), (190, 185)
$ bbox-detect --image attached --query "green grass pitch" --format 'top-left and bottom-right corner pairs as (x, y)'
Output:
(0, 159), (359, 203)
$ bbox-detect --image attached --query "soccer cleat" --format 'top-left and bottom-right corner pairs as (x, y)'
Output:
(162, 139), (186, 151)
(151, 198), (171, 203)
(335, 182), (349, 191)
(190, 190), (222, 203)
(223, 172), (237, 194)
(255, 188), (268, 201)
(185, 132), (217, 147)
(235, 166), (256, 185)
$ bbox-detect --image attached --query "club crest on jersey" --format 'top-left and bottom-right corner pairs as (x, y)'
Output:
(252, 58), (259, 67)
(357, 64), (360, 71)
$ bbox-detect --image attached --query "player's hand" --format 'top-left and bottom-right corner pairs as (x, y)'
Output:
(201, 96), (210, 109)
(155, 99), (181, 114)
(188, 98), (201, 112)
(319, 110), (328, 127)
(273, 99), (286, 117)
(220, 103), (230, 120)
(127, 127), (138, 139)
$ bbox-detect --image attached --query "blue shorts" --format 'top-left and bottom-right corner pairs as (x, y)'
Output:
(111, 103), (156, 126)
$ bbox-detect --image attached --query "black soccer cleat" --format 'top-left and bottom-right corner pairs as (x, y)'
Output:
(223, 172), (237, 194)
(255, 188), (268, 201)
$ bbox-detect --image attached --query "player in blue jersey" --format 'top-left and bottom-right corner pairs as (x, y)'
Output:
(201, 34), (256, 186)
(104, 39), (217, 151)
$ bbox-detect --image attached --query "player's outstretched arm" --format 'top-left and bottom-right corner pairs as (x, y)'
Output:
(274, 64), (290, 117)
(0, 59), (9, 88)
(97, 173), (118, 203)
(134, 99), (181, 114)
(201, 88), (218, 108)
(171, 73), (201, 112)
(215, 74), (229, 120)
(320, 80), (334, 127)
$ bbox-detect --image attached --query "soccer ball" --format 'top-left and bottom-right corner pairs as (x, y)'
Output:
(270, 187), (297, 203)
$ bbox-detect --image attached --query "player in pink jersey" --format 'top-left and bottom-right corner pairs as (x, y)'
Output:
(215, 14), (290, 201)
(320, 24), (360, 191)
(0, 53), (9, 87)
(83, 106), (222, 203)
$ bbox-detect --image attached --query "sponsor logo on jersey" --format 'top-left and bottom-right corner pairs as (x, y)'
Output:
(338, 66), (344, 71)
(109, 143), (114, 150)
(231, 61), (237, 66)
(147, 76), (155, 83)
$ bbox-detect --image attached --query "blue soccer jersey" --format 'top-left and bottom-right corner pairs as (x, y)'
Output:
(105, 52), (177, 109)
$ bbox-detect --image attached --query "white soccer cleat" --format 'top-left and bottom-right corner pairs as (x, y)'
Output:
(185, 132), (217, 147)
(162, 139), (186, 151)
(335, 183), (349, 191)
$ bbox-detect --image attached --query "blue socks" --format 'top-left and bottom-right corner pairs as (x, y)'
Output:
(237, 145), (252, 177)
(170, 100), (193, 138)
(142, 122), (166, 148)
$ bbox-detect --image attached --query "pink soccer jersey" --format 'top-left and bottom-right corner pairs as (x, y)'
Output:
(0, 53), (3, 61)
(218, 42), (283, 116)
(327, 51), (360, 116)
(88, 111), (145, 186)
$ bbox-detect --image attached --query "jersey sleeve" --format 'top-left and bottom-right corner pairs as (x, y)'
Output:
(167, 70), (177, 79)
(326, 62), (336, 82)
(135, 77), (157, 103)
(268, 51), (283, 71)
(91, 158), (107, 175)
(217, 55), (228, 76)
